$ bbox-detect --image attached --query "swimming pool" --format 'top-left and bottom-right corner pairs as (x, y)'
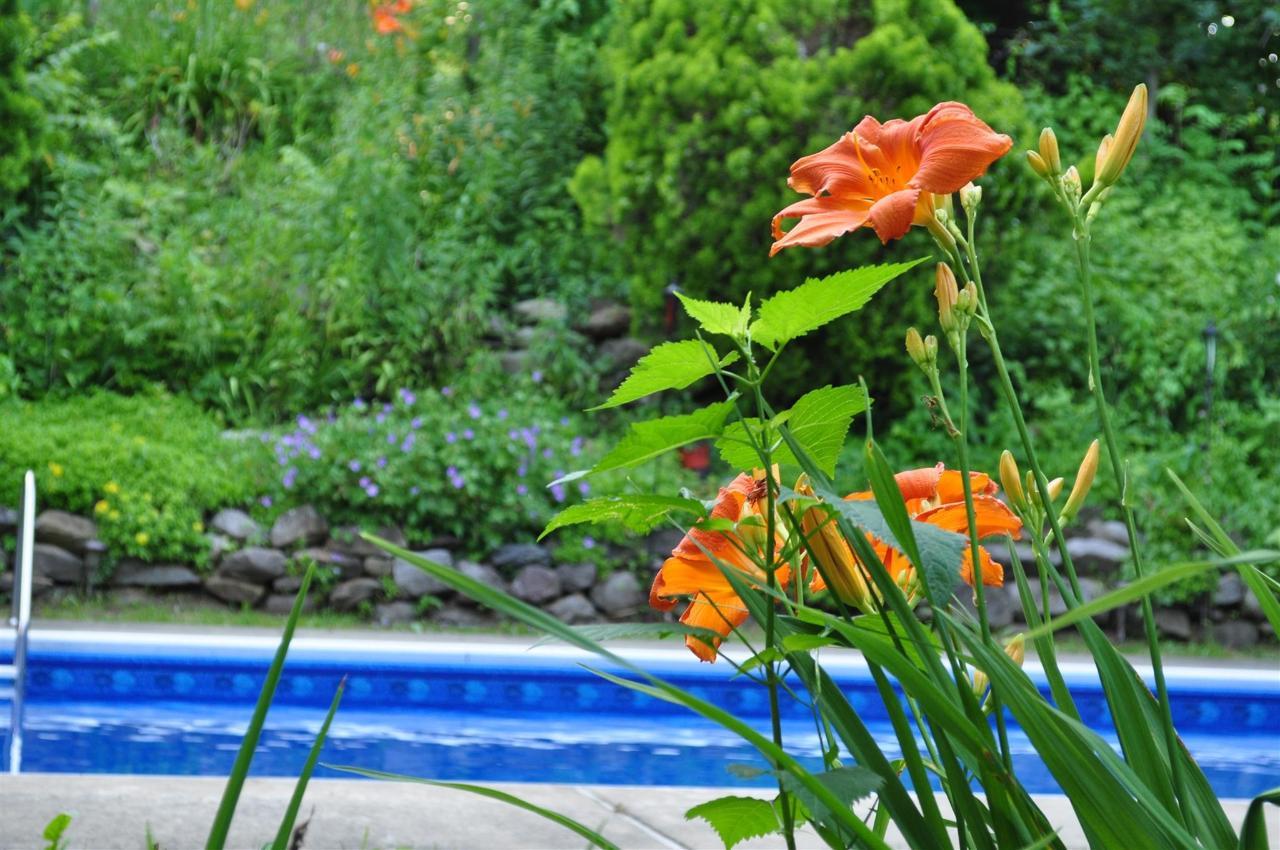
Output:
(3, 629), (1278, 797)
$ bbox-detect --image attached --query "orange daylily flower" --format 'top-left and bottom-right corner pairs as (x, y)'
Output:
(808, 463), (1022, 601)
(770, 103), (1013, 255)
(372, 0), (412, 34)
(650, 471), (790, 662)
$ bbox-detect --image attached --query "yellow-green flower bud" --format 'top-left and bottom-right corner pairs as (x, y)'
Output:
(1038, 127), (1061, 174)
(1005, 633), (1026, 667)
(935, 263), (959, 333)
(959, 182), (982, 214)
(1061, 439), (1101, 523)
(1096, 84), (1148, 187)
(1027, 150), (1050, 179)
(1062, 166), (1082, 204)
(999, 450), (1026, 511)
(905, 327), (933, 371)
(1094, 134), (1114, 181)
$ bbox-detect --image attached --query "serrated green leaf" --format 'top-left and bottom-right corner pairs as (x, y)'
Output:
(780, 766), (881, 831)
(539, 494), (706, 539)
(716, 385), (866, 474)
(591, 340), (739, 410)
(592, 400), (736, 474)
(750, 260), (926, 350)
(685, 796), (782, 850)
(677, 292), (751, 337)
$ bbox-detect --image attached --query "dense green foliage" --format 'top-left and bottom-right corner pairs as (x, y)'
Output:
(0, 0), (42, 206)
(574, 0), (1028, 411)
(0, 392), (267, 565)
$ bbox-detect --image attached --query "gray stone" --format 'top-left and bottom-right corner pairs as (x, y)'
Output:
(556, 562), (598, 593)
(511, 565), (562, 604)
(34, 510), (98, 553)
(209, 509), (262, 542)
(956, 583), (1018, 630)
(112, 562), (202, 589)
(0, 569), (54, 597)
(498, 350), (531, 375)
(269, 505), (328, 549)
(1155, 607), (1193, 641)
(599, 337), (649, 372)
(33, 543), (84, 584)
(645, 528), (685, 560)
(1213, 573), (1245, 607)
(374, 601), (419, 627)
(454, 561), (507, 603)
(1243, 587), (1267, 621)
(0, 506), (18, 535)
(1022, 579), (1068, 618)
(263, 593), (315, 615)
(513, 298), (567, 325)
(205, 574), (266, 605)
(431, 603), (493, 628)
(219, 547), (288, 584)
(272, 574), (304, 594)
(392, 549), (454, 598)
(1065, 537), (1129, 575)
(513, 326), (538, 348)
(1086, 518), (1131, 547)
(590, 571), (645, 617)
(326, 525), (406, 558)
(1013, 542), (1060, 568)
(1212, 619), (1259, 649)
(292, 547), (362, 580)
(578, 302), (631, 339)
(548, 593), (598, 624)
(364, 556), (394, 578)
(1077, 577), (1105, 603)
(206, 534), (233, 564)
(328, 577), (382, 612)
(489, 543), (551, 572)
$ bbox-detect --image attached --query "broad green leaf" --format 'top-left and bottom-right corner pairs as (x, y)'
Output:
(539, 494), (706, 539)
(717, 385), (866, 474)
(1239, 787), (1280, 850)
(591, 340), (738, 410)
(328, 767), (621, 850)
(780, 766), (881, 831)
(676, 292), (751, 337)
(592, 400), (736, 474)
(685, 796), (782, 850)
(751, 260), (926, 350)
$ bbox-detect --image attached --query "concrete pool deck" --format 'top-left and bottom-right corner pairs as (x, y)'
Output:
(0, 774), (1274, 850)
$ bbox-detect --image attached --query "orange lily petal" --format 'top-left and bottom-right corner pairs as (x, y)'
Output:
(915, 495), (1023, 540)
(961, 545), (1005, 587)
(910, 102), (1013, 195)
(934, 469), (998, 503)
(867, 188), (922, 244)
(680, 590), (750, 662)
(769, 206), (871, 256)
(786, 134), (877, 197)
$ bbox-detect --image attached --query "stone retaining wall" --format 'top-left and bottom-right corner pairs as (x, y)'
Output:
(0, 505), (1273, 646)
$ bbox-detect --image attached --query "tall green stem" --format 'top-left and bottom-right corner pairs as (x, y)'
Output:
(1071, 230), (1188, 823)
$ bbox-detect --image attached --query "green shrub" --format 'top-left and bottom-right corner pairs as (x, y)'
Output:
(572, 0), (1029, 412)
(0, 0), (43, 206)
(0, 392), (269, 567)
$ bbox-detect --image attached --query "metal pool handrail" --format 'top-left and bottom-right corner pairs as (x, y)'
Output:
(3, 471), (35, 774)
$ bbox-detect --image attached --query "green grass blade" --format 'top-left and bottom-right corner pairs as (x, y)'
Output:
(1021, 551), (1280, 640)
(270, 677), (346, 850)
(1238, 786), (1280, 850)
(205, 562), (316, 850)
(327, 766), (622, 850)
(1168, 470), (1280, 636)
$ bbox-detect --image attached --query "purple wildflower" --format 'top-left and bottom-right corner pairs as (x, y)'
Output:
(531, 370), (543, 384)
(365, 483), (380, 498)
(401, 434), (415, 452)
(399, 388), (416, 406)
(551, 483), (567, 503)
(445, 432), (457, 444)
(497, 408), (509, 420)
(308, 446), (321, 460)
(516, 484), (528, 496)
(516, 464), (527, 478)
(359, 476), (372, 488)
(259, 496), (273, 508)
(463, 428), (475, 440)
(297, 414), (316, 434)
(446, 465), (459, 477)
(410, 486), (420, 496)
(387, 432), (398, 445)
(282, 468), (297, 489)
(348, 459), (362, 472)
(451, 476), (465, 490)
(376, 456), (388, 469)
(411, 417), (423, 430)
(542, 448), (553, 459)
(570, 436), (584, 457)
(353, 397), (367, 410)
(375, 412), (387, 424)
(467, 403), (482, 419)
(441, 386), (454, 397)
(508, 429), (519, 441)
(578, 481), (591, 496)
(583, 536), (596, 550)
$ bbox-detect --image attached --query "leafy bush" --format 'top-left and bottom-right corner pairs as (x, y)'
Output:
(572, 0), (1029, 411)
(0, 392), (269, 567)
(0, 0), (43, 206)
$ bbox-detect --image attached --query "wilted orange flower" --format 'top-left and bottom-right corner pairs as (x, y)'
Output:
(770, 103), (1012, 255)
(650, 471), (790, 662)
(809, 463), (1022, 600)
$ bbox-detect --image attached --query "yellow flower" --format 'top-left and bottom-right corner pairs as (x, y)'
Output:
(235, 0), (255, 9)
(192, 520), (204, 533)
(105, 481), (120, 494)
(94, 500), (110, 515)
(109, 510), (121, 521)
(49, 462), (64, 477)
(346, 62), (361, 77)
(135, 532), (150, 547)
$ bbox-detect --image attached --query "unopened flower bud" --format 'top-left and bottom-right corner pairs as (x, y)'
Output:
(1038, 128), (1061, 174)
(1094, 134), (1114, 181)
(1096, 84), (1148, 187)
(1027, 150), (1050, 179)
(796, 475), (874, 612)
(957, 283), (979, 317)
(905, 327), (934, 370)
(935, 263), (959, 333)
(1005, 633), (1025, 667)
(1046, 477), (1064, 503)
(1060, 439), (1101, 523)
(934, 207), (951, 229)
(999, 450), (1026, 511)
(924, 334), (938, 362)
(1061, 166), (1082, 204)
(959, 182), (982, 213)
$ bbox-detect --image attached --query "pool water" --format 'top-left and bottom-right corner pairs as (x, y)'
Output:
(4, 630), (1278, 798)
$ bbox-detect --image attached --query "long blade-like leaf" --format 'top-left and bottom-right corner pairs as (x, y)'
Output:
(328, 766), (621, 850)
(205, 562), (316, 850)
(271, 678), (346, 850)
